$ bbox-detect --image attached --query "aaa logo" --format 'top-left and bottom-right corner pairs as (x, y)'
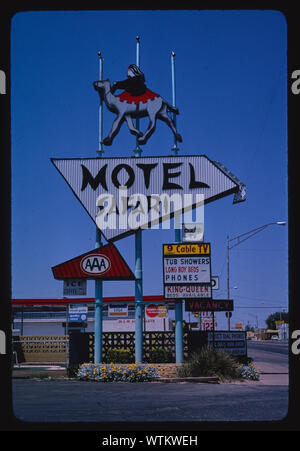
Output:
(80, 254), (111, 275)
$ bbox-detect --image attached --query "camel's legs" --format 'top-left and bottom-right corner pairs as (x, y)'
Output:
(103, 114), (125, 145)
(157, 105), (183, 142)
(138, 109), (158, 145)
(124, 115), (143, 137)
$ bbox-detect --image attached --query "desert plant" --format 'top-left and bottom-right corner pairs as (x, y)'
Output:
(177, 345), (241, 381)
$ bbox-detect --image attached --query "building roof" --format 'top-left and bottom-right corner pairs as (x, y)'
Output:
(12, 295), (170, 306)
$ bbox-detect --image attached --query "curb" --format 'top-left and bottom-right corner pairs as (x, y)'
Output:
(152, 376), (220, 383)
(12, 372), (219, 383)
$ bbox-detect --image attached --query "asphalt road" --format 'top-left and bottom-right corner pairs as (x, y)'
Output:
(11, 340), (290, 425)
(247, 340), (288, 373)
(12, 379), (288, 424)
(248, 340), (289, 356)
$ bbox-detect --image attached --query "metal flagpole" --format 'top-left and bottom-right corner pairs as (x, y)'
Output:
(226, 236), (231, 331)
(134, 36), (143, 363)
(171, 52), (179, 156)
(66, 303), (69, 366)
(171, 51), (183, 363)
(94, 51), (104, 363)
(134, 36), (142, 158)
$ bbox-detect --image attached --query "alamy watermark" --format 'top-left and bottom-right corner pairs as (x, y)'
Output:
(95, 186), (204, 231)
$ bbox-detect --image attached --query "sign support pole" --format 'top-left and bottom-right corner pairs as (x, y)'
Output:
(66, 303), (69, 366)
(171, 52), (179, 156)
(171, 51), (183, 364)
(134, 36), (143, 363)
(94, 51), (104, 364)
(226, 235), (231, 331)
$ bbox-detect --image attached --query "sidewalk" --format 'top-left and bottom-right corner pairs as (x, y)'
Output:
(248, 360), (288, 386)
(12, 364), (67, 379)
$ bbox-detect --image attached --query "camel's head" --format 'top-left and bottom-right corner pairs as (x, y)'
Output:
(93, 79), (110, 91)
(93, 79), (111, 102)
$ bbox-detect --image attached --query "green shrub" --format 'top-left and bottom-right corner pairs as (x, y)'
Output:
(67, 364), (80, 378)
(177, 345), (241, 381)
(105, 348), (134, 364)
(148, 348), (173, 363)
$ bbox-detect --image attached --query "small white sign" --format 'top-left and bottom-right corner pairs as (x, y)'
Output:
(68, 303), (88, 322)
(164, 284), (211, 299)
(182, 222), (204, 242)
(211, 276), (219, 290)
(69, 303), (88, 314)
(63, 279), (87, 296)
(108, 304), (128, 318)
(163, 256), (211, 284)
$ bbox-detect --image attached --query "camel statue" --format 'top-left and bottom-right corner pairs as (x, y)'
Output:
(93, 79), (183, 146)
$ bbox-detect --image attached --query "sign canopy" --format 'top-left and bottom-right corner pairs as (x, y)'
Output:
(51, 155), (246, 242)
(52, 243), (135, 281)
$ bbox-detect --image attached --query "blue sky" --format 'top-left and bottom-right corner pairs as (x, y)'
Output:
(11, 10), (288, 329)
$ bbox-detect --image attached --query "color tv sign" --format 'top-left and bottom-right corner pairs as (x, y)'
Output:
(163, 243), (212, 299)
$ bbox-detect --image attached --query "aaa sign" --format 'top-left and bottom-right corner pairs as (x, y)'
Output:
(52, 243), (135, 281)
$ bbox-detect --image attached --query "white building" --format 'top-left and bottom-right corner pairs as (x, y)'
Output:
(12, 297), (172, 336)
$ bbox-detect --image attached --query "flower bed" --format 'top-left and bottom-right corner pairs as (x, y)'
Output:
(77, 363), (161, 382)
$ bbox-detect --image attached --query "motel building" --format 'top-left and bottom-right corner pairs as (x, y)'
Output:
(11, 296), (174, 336)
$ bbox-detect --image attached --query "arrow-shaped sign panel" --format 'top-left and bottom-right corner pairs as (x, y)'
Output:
(51, 155), (246, 242)
(52, 243), (135, 280)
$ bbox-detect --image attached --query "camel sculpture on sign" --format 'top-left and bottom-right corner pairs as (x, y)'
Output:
(93, 79), (182, 146)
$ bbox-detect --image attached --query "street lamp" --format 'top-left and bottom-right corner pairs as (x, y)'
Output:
(226, 221), (286, 330)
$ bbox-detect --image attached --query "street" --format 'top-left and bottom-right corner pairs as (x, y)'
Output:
(247, 340), (288, 372)
(11, 340), (289, 424)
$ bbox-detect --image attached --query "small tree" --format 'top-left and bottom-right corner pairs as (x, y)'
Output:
(265, 312), (288, 329)
(245, 322), (255, 332)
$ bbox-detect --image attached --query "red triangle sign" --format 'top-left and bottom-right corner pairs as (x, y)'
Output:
(52, 243), (135, 280)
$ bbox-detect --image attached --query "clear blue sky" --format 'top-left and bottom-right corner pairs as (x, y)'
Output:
(11, 10), (288, 330)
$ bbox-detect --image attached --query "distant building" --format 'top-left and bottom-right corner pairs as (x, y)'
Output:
(277, 323), (288, 340)
(12, 296), (173, 336)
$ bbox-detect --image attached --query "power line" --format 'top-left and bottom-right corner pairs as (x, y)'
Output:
(230, 248), (287, 252)
(234, 294), (288, 303)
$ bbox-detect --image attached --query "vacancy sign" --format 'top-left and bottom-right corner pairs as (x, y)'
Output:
(163, 242), (211, 299)
(51, 155), (245, 242)
(52, 243), (135, 280)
